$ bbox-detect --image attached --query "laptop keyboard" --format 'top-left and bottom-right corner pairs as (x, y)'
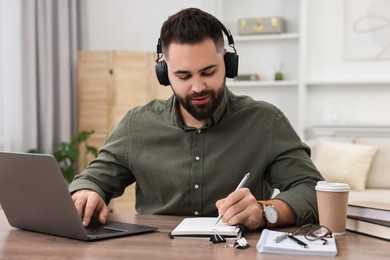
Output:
(86, 226), (127, 236)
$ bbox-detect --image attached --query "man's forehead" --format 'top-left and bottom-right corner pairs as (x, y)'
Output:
(168, 40), (222, 65)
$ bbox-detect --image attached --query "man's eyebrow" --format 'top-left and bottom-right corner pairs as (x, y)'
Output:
(173, 70), (191, 75)
(173, 64), (218, 75)
(199, 64), (217, 72)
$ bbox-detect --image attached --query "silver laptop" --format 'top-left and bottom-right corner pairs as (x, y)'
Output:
(0, 152), (157, 241)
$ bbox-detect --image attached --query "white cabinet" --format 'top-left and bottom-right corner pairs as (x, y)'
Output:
(215, 0), (305, 134)
(214, 0), (390, 138)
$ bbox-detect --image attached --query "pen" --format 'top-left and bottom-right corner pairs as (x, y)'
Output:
(274, 232), (289, 243)
(287, 234), (308, 248)
(215, 173), (250, 224)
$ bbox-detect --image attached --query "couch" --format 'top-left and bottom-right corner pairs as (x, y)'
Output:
(306, 125), (390, 203)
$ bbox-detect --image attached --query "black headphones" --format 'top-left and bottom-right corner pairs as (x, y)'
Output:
(155, 22), (239, 86)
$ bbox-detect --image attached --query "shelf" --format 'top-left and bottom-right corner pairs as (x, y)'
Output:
(217, 0), (390, 138)
(218, 0), (303, 134)
(306, 80), (390, 86)
(233, 33), (299, 42)
(227, 80), (298, 88)
(311, 124), (390, 129)
(307, 125), (390, 138)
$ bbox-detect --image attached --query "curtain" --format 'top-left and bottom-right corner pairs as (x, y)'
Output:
(0, 0), (24, 151)
(1, 0), (86, 153)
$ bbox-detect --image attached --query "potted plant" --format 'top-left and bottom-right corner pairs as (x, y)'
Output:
(28, 130), (98, 183)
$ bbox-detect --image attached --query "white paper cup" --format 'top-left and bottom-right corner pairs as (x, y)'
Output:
(315, 181), (350, 235)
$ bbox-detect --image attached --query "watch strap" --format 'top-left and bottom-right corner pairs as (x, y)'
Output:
(258, 200), (273, 206)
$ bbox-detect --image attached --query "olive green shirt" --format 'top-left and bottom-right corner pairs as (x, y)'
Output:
(69, 88), (323, 226)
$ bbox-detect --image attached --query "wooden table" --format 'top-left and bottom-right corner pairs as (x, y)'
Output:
(0, 210), (389, 259)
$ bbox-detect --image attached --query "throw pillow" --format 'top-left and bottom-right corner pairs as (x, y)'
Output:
(310, 140), (378, 191)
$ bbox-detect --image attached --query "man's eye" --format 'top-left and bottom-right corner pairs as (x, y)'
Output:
(178, 75), (191, 80)
(202, 70), (216, 77)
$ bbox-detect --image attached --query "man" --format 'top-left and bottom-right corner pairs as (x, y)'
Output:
(69, 8), (323, 230)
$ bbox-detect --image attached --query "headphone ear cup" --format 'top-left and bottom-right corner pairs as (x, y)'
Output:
(224, 52), (239, 78)
(155, 60), (170, 86)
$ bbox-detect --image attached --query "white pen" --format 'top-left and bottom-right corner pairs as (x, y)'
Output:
(215, 172), (250, 224)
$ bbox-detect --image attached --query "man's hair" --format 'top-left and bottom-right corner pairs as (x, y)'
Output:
(159, 8), (225, 59)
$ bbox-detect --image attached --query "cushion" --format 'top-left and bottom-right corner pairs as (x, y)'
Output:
(309, 140), (378, 191)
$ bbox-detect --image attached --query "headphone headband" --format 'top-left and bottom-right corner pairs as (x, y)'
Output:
(156, 22), (236, 57)
(219, 21), (235, 49)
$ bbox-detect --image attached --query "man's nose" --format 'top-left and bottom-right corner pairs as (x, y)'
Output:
(191, 75), (206, 93)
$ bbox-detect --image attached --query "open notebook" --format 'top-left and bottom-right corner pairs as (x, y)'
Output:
(170, 217), (242, 238)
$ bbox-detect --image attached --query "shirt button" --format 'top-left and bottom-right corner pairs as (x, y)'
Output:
(197, 129), (202, 134)
(194, 211), (199, 216)
(195, 156), (200, 161)
(194, 184), (199, 189)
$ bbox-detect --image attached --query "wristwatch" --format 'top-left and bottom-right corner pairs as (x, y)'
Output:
(258, 200), (278, 225)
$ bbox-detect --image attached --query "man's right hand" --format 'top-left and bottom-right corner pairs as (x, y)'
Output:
(71, 190), (109, 227)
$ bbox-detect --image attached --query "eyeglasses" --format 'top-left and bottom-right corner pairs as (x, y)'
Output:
(292, 224), (333, 245)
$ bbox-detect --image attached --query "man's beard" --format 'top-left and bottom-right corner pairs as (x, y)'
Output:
(174, 84), (225, 121)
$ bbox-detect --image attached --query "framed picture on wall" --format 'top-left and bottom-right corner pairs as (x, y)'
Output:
(344, 0), (390, 61)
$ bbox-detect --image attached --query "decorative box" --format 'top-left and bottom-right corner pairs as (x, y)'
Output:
(238, 17), (286, 35)
(235, 74), (260, 81)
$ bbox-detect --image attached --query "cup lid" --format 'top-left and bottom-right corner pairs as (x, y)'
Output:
(315, 181), (350, 192)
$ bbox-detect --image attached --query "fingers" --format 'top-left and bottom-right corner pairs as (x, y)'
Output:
(216, 188), (263, 229)
(82, 194), (98, 226)
(71, 190), (108, 227)
(215, 188), (246, 219)
(215, 198), (225, 215)
(218, 189), (247, 222)
(72, 191), (87, 220)
(97, 200), (109, 225)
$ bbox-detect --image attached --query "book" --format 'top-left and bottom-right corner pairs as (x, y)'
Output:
(346, 217), (390, 241)
(256, 229), (337, 256)
(170, 217), (241, 238)
(348, 201), (390, 222)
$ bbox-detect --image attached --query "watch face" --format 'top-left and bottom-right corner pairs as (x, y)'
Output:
(265, 206), (278, 224)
